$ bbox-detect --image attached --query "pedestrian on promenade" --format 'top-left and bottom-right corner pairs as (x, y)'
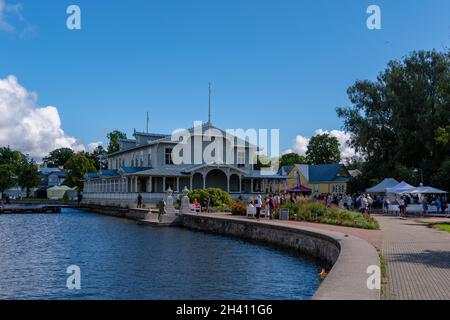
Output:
(398, 196), (406, 218)
(255, 195), (262, 221)
(193, 198), (200, 213)
(421, 195), (428, 217)
(267, 195), (275, 220)
(137, 194), (143, 208)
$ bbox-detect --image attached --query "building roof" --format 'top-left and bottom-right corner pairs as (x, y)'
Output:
(307, 164), (350, 183)
(109, 122), (260, 157)
(120, 167), (151, 174)
(280, 163), (351, 183)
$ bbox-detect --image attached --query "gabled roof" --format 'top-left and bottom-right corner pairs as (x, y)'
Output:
(109, 122), (260, 156)
(308, 164), (350, 183)
(281, 163), (351, 183)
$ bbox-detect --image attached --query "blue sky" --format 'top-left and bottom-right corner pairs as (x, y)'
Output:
(0, 0), (449, 158)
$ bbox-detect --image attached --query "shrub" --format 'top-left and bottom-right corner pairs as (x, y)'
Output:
(231, 201), (247, 215)
(281, 201), (380, 230)
(188, 188), (233, 207)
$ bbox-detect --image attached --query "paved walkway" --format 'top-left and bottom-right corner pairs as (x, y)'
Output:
(376, 215), (450, 300)
(198, 213), (381, 250)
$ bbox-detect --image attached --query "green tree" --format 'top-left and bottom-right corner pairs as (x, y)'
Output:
(337, 49), (450, 184)
(279, 153), (308, 168)
(0, 147), (26, 194)
(88, 145), (108, 170)
(17, 159), (40, 198)
(253, 155), (272, 170)
(43, 148), (75, 168)
(431, 160), (450, 192)
(0, 146), (25, 168)
(0, 164), (15, 193)
(306, 134), (341, 164)
(64, 152), (97, 190)
(107, 130), (127, 154)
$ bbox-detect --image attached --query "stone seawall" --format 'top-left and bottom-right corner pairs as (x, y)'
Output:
(181, 214), (380, 300)
(76, 204), (151, 220)
(181, 214), (339, 267)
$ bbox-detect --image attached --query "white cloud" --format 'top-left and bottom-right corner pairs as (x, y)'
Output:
(0, 75), (87, 159)
(0, 0), (14, 31)
(0, 1), (35, 36)
(87, 141), (103, 153)
(286, 129), (357, 162)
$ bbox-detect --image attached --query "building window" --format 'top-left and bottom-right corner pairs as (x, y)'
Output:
(165, 148), (173, 165)
(237, 150), (245, 168)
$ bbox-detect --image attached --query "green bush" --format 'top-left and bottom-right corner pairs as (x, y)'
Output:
(188, 188), (233, 208)
(281, 200), (380, 230)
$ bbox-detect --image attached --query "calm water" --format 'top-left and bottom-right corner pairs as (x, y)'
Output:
(0, 208), (320, 300)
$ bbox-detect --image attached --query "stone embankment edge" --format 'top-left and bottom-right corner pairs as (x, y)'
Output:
(181, 214), (380, 300)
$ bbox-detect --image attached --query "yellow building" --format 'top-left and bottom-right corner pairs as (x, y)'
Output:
(278, 164), (352, 194)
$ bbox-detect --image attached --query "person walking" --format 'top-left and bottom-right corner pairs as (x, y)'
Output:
(255, 195), (262, 221)
(137, 194), (143, 208)
(421, 195), (428, 217)
(398, 196), (406, 218)
(267, 195), (275, 220)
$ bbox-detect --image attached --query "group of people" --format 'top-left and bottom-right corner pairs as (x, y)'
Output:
(247, 194), (277, 220)
(192, 197), (211, 213)
(385, 194), (448, 217)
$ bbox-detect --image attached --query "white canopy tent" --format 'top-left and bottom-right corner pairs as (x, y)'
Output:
(47, 185), (75, 200)
(385, 181), (416, 194)
(366, 178), (399, 193)
(404, 186), (448, 194)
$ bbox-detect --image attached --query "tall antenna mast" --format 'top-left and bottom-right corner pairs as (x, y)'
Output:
(146, 112), (149, 133)
(208, 82), (212, 125)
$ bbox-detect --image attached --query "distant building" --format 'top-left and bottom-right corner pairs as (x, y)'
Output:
(278, 164), (352, 194)
(348, 169), (362, 178)
(83, 122), (284, 206)
(39, 168), (67, 187)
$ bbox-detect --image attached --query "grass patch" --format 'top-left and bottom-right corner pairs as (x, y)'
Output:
(433, 223), (450, 233)
(282, 200), (380, 230)
(379, 253), (388, 299)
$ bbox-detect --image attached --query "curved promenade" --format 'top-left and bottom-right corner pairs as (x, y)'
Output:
(180, 213), (380, 300)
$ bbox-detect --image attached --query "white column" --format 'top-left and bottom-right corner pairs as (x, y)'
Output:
(202, 174), (206, 189)
(227, 175), (230, 193)
(239, 175), (242, 193)
(134, 176), (138, 193)
(163, 177), (166, 192)
(176, 177), (180, 192)
(149, 176), (153, 193)
(190, 176), (193, 190)
(251, 179), (254, 193)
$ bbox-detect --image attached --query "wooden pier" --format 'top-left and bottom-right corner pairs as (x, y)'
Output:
(0, 206), (62, 214)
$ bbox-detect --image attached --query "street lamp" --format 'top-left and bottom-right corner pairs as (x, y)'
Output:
(414, 168), (424, 186)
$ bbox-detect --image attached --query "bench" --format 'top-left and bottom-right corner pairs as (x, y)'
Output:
(246, 206), (256, 217)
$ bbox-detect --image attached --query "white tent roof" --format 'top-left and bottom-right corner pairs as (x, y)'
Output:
(386, 181), (416, 194)
(405, 186), (448, 194)
(366, 178), (399, 193)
